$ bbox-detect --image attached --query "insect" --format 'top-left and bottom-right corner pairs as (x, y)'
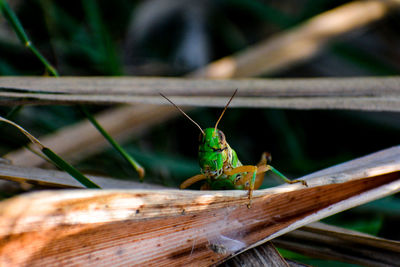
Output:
(160, 90), (307, 207)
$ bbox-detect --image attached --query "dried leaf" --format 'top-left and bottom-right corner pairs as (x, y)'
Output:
(0, 146), (399, 266)
(0, 163), (164, 189)
(0, 77), (399, 111)
(273, 222), (400, 266)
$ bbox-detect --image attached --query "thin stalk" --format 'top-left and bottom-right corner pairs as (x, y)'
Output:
(0, 116), (100, 188)
(80, 106), (145, 179)
(0, 0), (145, 179)
(41, 148), (100, 188)
(0, 0), (58, 76)
(25, 144), (51, 163)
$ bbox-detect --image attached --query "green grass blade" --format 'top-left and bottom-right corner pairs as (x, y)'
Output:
(0, 0), (58, 76)
(1, 0), (145, 180)
(42, 147), (100, 188)
(80, 106), (145, 180)
(27, 43), (59, 76)
(0, 115), (100, 188)
(0, 0), (29, 44)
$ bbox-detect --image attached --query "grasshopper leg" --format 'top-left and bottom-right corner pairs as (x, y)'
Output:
(180, 174), (207, 189)
(229, 152), (308, 208)
(269, 165), (308, 186)
(247, 152), (308, 187)
(227, 152), (274, 207)
(225, 165), (258, 208)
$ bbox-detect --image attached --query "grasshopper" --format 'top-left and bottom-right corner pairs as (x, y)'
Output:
(161, 90), (307, 207)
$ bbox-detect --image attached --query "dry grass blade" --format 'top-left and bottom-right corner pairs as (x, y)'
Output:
(303, 222), (400, 253)
(0, 163), (164, 189)
(192, 0), (400, 78)
(0, 146), (399, 266)
(220, 242), (290, 267)
(0, 76), (400, 111)
(2, 77), (400, 96)
(273, 222), (400, 266)
(0, 116), (100, 188)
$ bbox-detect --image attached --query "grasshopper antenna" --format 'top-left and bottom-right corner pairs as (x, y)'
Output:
(160, 93), (205, 135)
(214, 89), (238, 131)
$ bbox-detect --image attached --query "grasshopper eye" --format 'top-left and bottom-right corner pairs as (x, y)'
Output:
(199, 133), (203, 142)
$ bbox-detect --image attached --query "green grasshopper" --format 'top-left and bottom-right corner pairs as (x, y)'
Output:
(161, 90), (307, 207)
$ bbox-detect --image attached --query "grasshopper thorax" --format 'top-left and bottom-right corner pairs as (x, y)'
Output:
(198, 128), (229, 175)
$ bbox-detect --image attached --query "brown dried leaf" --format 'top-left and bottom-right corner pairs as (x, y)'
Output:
(0, 146), (399, 266)
(273, 222), (400, 266)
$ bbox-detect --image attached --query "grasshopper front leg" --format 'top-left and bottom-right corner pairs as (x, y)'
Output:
(180, 174), (206, 189)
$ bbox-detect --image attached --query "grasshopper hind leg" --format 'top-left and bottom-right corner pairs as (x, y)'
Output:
(239, 152), (308, 208)
(243, 153), (270, 208)
(259, 152), (308, 186)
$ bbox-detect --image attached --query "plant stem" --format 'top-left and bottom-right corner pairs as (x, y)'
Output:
(0, 1), (58, 76)
(0, 115), (100, 188)
(42, 147), (100, 188)
(0, 0), (145, 180)
(80, 106), (145, 179)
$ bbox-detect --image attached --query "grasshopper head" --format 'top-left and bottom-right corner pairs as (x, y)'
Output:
(198, 128), (228, 172)
(160, 90), (237, 175)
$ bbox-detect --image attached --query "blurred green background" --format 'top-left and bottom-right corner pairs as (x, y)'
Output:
(0, 0), (399, 265)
